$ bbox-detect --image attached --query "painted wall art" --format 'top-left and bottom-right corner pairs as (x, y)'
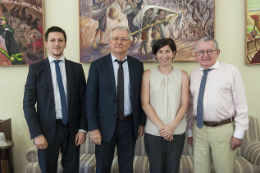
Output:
(246, 0), (260, 65)
(79, 0), (215, 62)
(0, 0), (44, 66)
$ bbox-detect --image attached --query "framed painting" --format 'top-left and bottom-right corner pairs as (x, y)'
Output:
(79, 0), (215, 62)
(0, 0), (44, 66)
(246, 0), (260, 65)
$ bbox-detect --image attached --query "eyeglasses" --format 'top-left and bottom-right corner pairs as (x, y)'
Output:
(196, 49), (217, 57)
(111, 37), (128, 42)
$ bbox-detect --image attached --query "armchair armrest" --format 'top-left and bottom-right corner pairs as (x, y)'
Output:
(244, 140), (260, 166)
(25, 146), (38, 162)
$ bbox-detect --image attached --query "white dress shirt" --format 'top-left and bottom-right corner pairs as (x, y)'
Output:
(187, 61), (249, 139)
(48, 55), (67, 120)
(111, 54), (132, 116)
(48, 55), (86, 133)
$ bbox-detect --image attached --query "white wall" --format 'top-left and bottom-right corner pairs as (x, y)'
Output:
(0, 0), (258, 172)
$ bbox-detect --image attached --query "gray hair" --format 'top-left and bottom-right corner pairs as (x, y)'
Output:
(110, 26), (132, 40)
(195, 37), (218, 51)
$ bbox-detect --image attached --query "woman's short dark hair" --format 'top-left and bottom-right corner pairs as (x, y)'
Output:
(152, 38), (177, 58)
(45, 26), (67, 42)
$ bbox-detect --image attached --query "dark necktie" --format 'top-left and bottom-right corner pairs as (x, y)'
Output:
(116, 59), (126, 120)
(197, 69), (212, 129)
(54, 60), (68, 125)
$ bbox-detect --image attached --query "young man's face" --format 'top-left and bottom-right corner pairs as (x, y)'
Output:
(45, 32), (67, 60)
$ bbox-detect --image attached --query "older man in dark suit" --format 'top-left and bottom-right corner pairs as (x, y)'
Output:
(86, 26), (146, 173)
(23, 26), (87, 173)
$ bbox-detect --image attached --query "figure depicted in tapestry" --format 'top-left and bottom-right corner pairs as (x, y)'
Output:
(0, 1), (44, 66)
(247, 15), (260, 64)
(0, 17), (24, 65)
(79, 0), (215, 62)
(138, 8), (154, 59)
(150, 9), (168, 46)
(120, 0), (143, 46)
(247, 29), (260, 41)
(91, 0), (114, 50)
(133, 5), (182, 59)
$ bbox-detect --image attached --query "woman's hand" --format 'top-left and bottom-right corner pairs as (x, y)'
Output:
(159, 124), (176, 141)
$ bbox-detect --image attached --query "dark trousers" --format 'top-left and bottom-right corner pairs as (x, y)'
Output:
(144, 133), (185, 173)
(95, 118), (136, 173)
(37, 121), (80, 173)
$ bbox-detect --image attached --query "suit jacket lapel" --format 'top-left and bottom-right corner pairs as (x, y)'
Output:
(105, 54), (116, 97)
(65, 59), (73, 104)
(127, 56), (134, 97)
(43, 58), (55, 101)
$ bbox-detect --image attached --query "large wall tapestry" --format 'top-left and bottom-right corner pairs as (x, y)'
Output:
(0, 0), (44, 66)
(79, 0), (215, 62)
(246, 0), (260, 65)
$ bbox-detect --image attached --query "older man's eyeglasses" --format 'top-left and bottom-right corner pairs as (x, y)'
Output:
(196, 49), (217, 57)
(111, 37), (128, 42)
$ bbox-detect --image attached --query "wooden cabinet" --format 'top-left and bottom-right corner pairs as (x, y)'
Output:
(0, 119), (13, 173)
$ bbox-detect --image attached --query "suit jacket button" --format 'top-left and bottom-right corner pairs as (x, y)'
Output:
(114, 114), (116, 117)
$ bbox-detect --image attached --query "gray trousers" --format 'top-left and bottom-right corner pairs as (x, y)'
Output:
(95, 118), (136, 173)
(144, 132), (185, 173)
(38, 121), (80, 173)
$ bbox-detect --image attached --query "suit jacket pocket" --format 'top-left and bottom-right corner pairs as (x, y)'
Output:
(98, 112), (104, 119)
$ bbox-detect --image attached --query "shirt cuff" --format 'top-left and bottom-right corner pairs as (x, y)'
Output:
(188, 129), (193, 137)
(79, 129), (87, 133)
(34, 134), (43, 139)
(233, 128), (245, 139)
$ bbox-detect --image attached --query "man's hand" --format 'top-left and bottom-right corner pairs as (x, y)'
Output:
(89, 129), (102, 145)
(230, 136), (242, 150)
(138, 126), (144, 137)
(75, 131), (86, 146)
(34, 135), (48, 149)
(188, 137), (193, 148)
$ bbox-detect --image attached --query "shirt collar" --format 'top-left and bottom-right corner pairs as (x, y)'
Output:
(48, 55), (65, 63)
(199, 60), (220, 71)
(111, 53), (127, 62)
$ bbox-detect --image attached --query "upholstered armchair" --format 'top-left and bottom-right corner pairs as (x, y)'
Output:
(25, 132), (149, 172)
(25, 116), (260, 173)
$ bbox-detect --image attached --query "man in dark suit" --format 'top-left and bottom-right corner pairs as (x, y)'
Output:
(86, 26), (146, 173)
(23, 26), (87, 173)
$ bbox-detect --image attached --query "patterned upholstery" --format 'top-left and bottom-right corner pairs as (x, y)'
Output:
(179, 155), (194, 173)
(179, 116), (260, 173)
(233, 156), (260, 173)
(25, 131), (149, 172)
(25, 116), (260, 173)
